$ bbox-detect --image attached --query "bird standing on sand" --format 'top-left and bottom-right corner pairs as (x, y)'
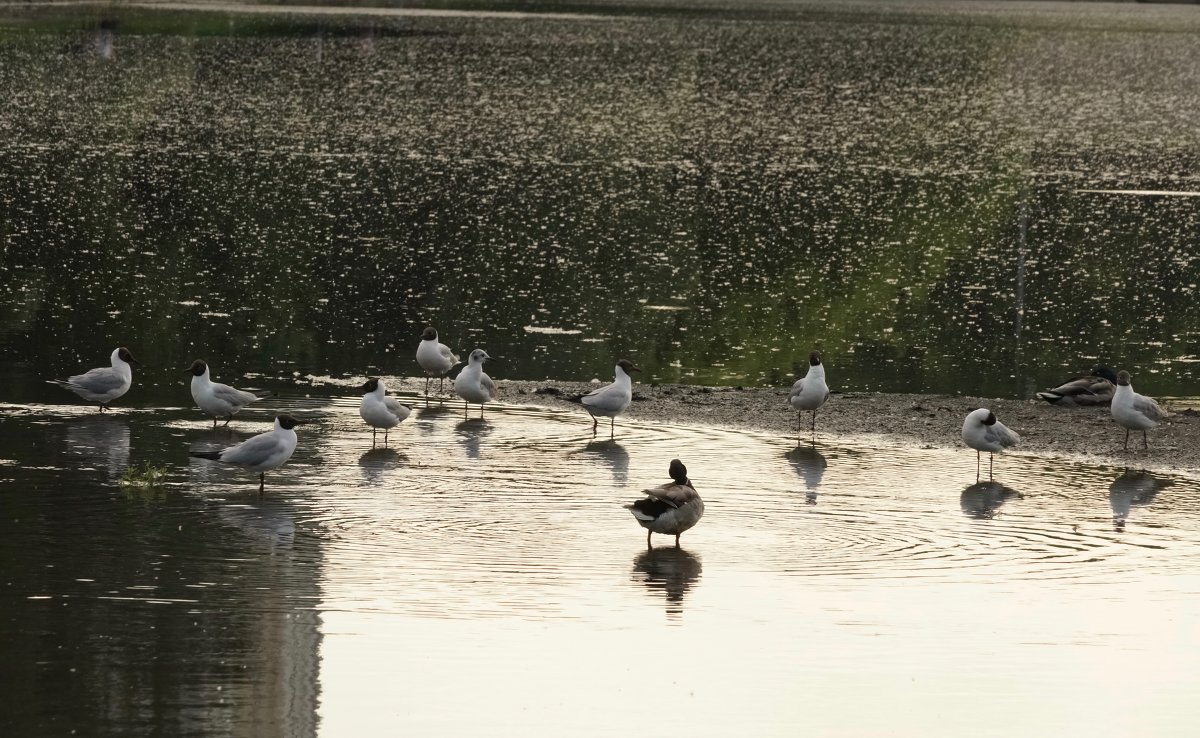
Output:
(789, 350), (830, 437)
(189, 414), (311, 494)
(962, 408), (1020, 481)
(1036, 366), (1118, 406)
(626, 459), (704, 548)
(454, 349), (497, 418)
(1110, 370), (1167, 450)
(579, 359), (641, 438)
(48, 347), (141, 411)
(187, 359), (271, 426)
(359, 377), (411, 445)
(416, 327), (459, 397)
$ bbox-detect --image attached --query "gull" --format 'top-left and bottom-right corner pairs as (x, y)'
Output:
(416, 326), (459, 397)
(1111, 370), (1167, 450)
(359, 377), (411, 445)
(454, 349), (496, 418)
(962, 408), (1020, 480)
(1036, 366), (1118, 406)
(189, 414), (311, 494)
(626, 459), (704, 548)
(187, 359), (271, 426)
(47, 347), (141, 411)
(577, 358), (641, 438)
(789, 350), (830, 436)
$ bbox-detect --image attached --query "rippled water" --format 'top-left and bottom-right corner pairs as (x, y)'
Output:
(2, 1), (1200, 401)
(3, 397), (1200, 735)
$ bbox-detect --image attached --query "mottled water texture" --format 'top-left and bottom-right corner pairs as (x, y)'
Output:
(2, 1), (1200, 404)
(2, 399), (1200, 736)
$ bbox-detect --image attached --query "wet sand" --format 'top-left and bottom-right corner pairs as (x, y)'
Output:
(402, 379), (1200, 477)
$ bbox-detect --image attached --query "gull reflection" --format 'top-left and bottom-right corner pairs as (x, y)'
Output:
(216, 497), (296, 551)
(960, 481), (1022, 519)
(64, 417), (130, 479)
(1109, 469), (1170, 532)
(359, 447), (406, 484)
(455, 418), (492, 460)
(786, 444), (827, 505)
(576, 439), (629, 486)
(413, 404), (455, 438)
(631, 547), (702, 623)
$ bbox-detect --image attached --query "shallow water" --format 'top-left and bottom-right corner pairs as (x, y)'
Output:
(3, 398), (1199, 736)
(2, 1), (1200, 401)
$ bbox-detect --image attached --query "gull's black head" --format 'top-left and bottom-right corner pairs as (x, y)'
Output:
(277, 415), (309, 430)
(360, 378), (380, 393)
(1092, 366), (1119, 384)
(1116, 370), (1132, 387)
(186, 359), (208, 376)
(984, 412), (997, 426)
(117, 347), (142, 367)
(809, 351), (822, 367)
(421, 327), (438, 341)
(669, 458), (689, 486)
(617, 359), (641, 374)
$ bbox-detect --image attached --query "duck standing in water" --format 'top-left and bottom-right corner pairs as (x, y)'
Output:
(358, 377), (411, 445)
(789, 350), (830, 437)
(961, 408), (1020, 481)
(578, 358), (641, 438)
(1110, 370), (1167, 450)
(626, 459), (704, 548)
(1036, 366), (1118, 406)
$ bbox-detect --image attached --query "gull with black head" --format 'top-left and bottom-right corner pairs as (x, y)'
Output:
(47, 347), (141, 411)
(416, 326), (459, 397)
(187, 359), (271, 426)
(1110, 370), (1167, 450)
(625, 459), (704, 548)
(577, 358), (641, 438)
(454, 349), (497, 418)
(789, 350), (830, 437)
(961, 408), (1020, 481)
(359, 377), (411, 445)
(189, 414), (312, 494)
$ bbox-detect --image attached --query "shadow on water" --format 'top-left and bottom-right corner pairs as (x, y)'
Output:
(454, 418), (492, 460)
(785, 444), (827, 505)
(960, 481), (1023, 520)
(631, 546), (702, 624)
(1109, 469), (1170, 532)
(358, 447), (407, 483)
(63, 416), (130, 479)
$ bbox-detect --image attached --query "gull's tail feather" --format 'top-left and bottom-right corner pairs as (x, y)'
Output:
(189, 451), (222, 461)
(253, 390), (272, 399)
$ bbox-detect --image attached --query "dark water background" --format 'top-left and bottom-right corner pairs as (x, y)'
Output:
(3, 1), (1200, 404)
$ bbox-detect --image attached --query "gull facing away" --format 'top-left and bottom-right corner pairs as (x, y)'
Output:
(189, 414), (311, 494)
(1036, 366), (1119, 406)
(789, 350), (830, 436)
(359, 377), (411, 445)
(626, 459), (704, 548)
(1111, 370), (1167, 450)
(454, 349), (496, 418)
(187, 360), (271, 426)
(416, 326), (459, 397)
(577, 359), (641, 438)
(961, 408), (1020, 481)
(47, 347), (141, 411)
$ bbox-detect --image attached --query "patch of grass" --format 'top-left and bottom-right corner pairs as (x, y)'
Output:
(119, 461), (169, 488)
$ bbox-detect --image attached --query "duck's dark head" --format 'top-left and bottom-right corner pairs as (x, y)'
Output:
(185, 359), (208, 376)
(117, 347), (142, 367)
(1116, 370), (1132, 387)
(617, 359), (641, 375)
(1092, 366), (1119, 384)
(277, 415), (310, 430)
(809, 351), (822, 367)
(421, 327), (438, 341)
(360, 378), (380, 393)
(669, 458), (690, 486)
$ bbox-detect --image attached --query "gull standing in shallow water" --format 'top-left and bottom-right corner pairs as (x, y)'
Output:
(962, 408), (1020, 481)
(416, 327), (459, 397)
(48, 347), (141, 411)
(1111, 370), (1167, 450)
(359, 377), (411, 445)
(187, 360), (271, 426)
(626, 459), (704, 548)
(789, 350), (830, 437)
(189, 414), (311, 494)
(454, 349), (496, 418)
(578, 358), (640, 438)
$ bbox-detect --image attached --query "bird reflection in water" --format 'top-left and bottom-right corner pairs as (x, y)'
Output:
(631, 547), (702, 623)
(577, 439), (629, 487)
(413, 404), (455, 438)
(786, 444), (827, 505)
(64, 417), (130, 480)
(1109, 469), (1169, 532)
(359, 447), (407, 484)
(216, 496), (297, 551)
(960, 481), (1023, 519)
(455, 418), (492, 460)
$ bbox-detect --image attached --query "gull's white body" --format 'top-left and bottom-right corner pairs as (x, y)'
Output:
(207, 417), (299, 472)
(582, 363), (635, 418)
(455, 351), (496, 406)
(789, 362), (829, 413)
(191, 365), (264, 420)
(51, 348), (134, 405)
(1111, 382), (1166, 432)
(360, 379), (411, 430)
(417, 333), (459, 379)
(962, 408), (1021, 454)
